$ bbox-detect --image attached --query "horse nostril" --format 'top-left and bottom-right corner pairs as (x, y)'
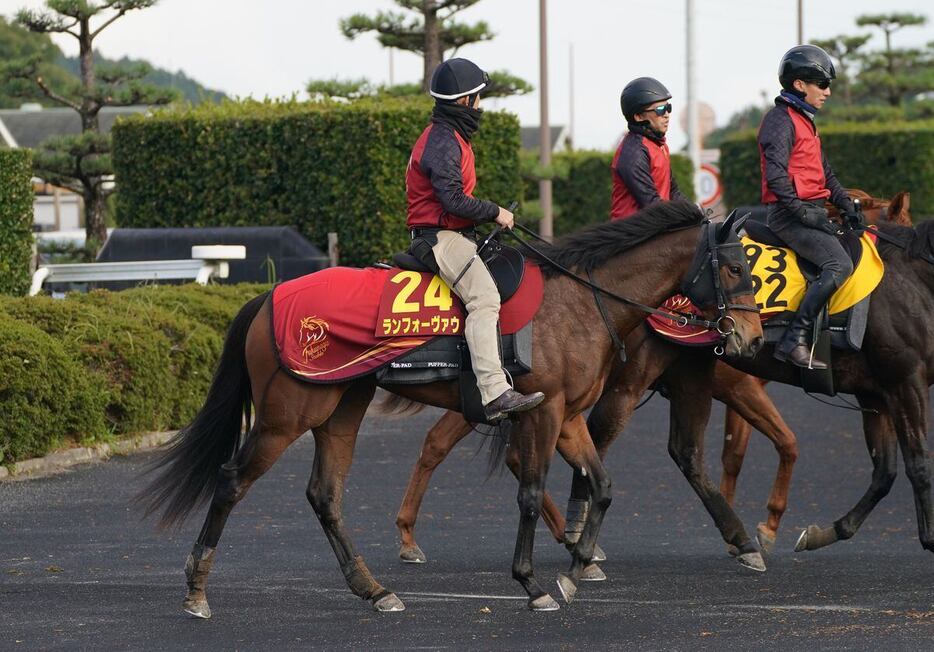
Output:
(750, 336), (764, 355)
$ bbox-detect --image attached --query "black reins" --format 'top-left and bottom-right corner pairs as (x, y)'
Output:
(504, 221), (751, 346)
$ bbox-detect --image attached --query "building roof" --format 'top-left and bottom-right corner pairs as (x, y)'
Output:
(0, 106), (150, 149)
(520, 125), (569, 152)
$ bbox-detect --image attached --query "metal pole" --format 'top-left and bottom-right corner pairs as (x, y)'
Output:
(686, 0), (701, 198)
(568, 43), (575, 151)
(327, 232), (339, 267)
(797, 0), (803, 43)
(538, 0), (553, 239)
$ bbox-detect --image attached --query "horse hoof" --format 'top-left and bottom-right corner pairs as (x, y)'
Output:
(592, 543), (607, 562)
(756, 524), (777, 554)
(726, 544), (739, 557)
(737, 551), (767, 573)
(399, 544), (427, 564)
(529, 594), (560, 611)
(581, 563), (606, 582)
(373, 593), (406, 612)
(183, 599), (212, 619)
(556, 573), (578, 604)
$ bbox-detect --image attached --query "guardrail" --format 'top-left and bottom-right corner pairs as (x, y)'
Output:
(29, 245), (247, 296)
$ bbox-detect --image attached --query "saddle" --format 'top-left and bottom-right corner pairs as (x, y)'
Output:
(743, 217), (878, 396)
(391, 238), (526, 302)
(382, 240), (532, 424)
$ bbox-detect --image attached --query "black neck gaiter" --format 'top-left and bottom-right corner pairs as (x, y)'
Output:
(627, 121), (666, 144)
(431, 102), (483, 141)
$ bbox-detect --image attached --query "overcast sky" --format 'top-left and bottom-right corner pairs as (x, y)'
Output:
(2, 0), (932, 150)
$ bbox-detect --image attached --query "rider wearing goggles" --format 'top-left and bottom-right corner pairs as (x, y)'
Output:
(611, 77), (688, 220)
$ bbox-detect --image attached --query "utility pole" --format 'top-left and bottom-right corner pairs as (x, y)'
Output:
(568, 43), (575, 151)
(686, 0), (701, 198)
(538, 0), (553, 239)
(797, 0), (804, 43)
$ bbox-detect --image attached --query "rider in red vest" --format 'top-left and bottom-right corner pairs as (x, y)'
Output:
(611, 77), (688, 220)
(406, 58), (544, 421)
(758, 45), (858, 369)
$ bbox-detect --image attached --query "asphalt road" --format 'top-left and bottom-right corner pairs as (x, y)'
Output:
(2, 383), (933, 651)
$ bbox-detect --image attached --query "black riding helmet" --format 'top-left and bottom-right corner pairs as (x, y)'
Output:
(778, 44), (836, 92)
(429, 58), (490, 103)
(620, 77), (672, 123)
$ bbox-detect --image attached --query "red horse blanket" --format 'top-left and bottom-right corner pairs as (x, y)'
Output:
(272, 263), (544, 382)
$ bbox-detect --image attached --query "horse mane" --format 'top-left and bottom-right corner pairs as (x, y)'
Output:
(875, 220), (934, 262)
(525, 200), (705, 277)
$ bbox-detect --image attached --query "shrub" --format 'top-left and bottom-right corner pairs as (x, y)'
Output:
(0, 313), (109, 464)
(112, 98), (522, 266)
(0, 149), (34, 296)
(0, 283), (274, 464)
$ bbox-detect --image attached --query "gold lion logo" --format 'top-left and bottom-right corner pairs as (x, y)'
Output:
(299, 316), (330, 362)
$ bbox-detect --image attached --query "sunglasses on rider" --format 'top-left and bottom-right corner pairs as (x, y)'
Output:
(808, 79), (831, 90)
(644, 102), (673, 117)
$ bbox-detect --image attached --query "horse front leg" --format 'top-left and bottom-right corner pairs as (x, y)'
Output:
(889, 381), (934, 553)
(511, 399), (563, 611)
(554, 421), (613, 604)
(664, 352), (764, 572)
(395, 410), (474, 563)
(795, 393), (897, 551)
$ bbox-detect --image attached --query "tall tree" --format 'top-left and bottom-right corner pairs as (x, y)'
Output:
(855, 12), (928, 106)
(811, 34), (871, 105)
(340, 0), (530, 96)
(0, 16), (75, 108)
(2, 1), (176, 250)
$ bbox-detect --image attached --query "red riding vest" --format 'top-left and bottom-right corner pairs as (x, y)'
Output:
(759, 106), (830, 203)
(406, 124), (478, 231)
(610, 134), (672, 220)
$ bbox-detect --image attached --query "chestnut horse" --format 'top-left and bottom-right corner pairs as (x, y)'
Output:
(393, 191), (914, 570)
(137, 202), (762, 615)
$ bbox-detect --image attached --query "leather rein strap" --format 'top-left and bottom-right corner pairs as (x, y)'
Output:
(508, 222), (750, 336)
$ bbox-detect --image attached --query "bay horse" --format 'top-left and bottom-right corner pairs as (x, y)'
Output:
(136, 201), (763, 614)
(393, 191), (916, 570)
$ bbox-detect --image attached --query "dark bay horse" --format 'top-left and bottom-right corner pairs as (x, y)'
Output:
(137, 202), (763, 615)
(720, 190), (913, 520)
(393, 191), (916, 569)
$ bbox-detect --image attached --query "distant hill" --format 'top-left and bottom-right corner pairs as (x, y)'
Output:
(58, 54), (227, 104)
(0, 16), (226, 108)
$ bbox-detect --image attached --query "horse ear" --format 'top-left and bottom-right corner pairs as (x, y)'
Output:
(733, 212), (751, 234)
(890, 192), (912, 225)
(716, 211), (737, 243)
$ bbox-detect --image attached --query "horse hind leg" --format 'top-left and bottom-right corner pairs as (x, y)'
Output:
(395, 410), (473, 564)
(306, 382), (403, 612)
(795, 395), (897, 552)
(183, 377), (343, 619)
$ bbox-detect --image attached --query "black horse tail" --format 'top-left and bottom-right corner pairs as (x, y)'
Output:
(135, 291), (270, 529)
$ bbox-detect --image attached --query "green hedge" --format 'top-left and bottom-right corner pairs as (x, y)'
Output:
(112, 98), (522, 266)
(523, 149), (696, 235)
(0, 149), (34, 296)
(721, 120), (934, 215)
(0, 283), (271, 466)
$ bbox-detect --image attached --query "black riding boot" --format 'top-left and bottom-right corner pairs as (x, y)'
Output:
(774, 270), (838, 369)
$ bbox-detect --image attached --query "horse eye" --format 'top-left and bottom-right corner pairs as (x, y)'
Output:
(728, 265), (741, 275)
